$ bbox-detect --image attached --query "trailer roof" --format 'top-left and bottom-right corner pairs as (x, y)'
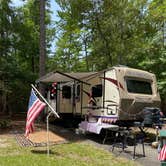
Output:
(37, 71), (97, 84)
(37, 66), (154, 84)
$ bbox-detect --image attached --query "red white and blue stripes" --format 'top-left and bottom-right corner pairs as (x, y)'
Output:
(25, 89), (46, 138)
(158, 144), (166, 161)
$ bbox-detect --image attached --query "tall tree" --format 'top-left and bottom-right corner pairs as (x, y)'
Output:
(0, 0), (53, 115)
(39, 0), (46, 97)
(39, 0), (46, 78)
(0, 0), (18, 113)
(54, 0), (151, 70)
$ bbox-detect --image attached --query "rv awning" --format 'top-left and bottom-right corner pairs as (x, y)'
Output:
(37, 71), (98, 84)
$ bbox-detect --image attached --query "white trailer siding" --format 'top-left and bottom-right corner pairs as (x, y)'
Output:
(104, 69), (120, 116)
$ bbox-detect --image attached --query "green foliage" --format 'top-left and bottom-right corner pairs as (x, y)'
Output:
(0, 0), (53, 114)
(0, 119), (11, 129)
(54, 0), (154, 70)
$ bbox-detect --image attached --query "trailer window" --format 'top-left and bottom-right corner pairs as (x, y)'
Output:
(62, 86), (71, 99)
(92, 84), (102, 97)
(126, 79), (152, 94)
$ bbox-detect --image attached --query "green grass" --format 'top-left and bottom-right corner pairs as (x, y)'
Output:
(0, 136), (139, 166)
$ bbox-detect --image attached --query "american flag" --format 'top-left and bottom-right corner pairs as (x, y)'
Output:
(158, 144), (166, 161)
(25, 89), (46, 138)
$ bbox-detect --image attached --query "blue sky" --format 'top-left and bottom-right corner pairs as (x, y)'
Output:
(12, 0), (24, 6)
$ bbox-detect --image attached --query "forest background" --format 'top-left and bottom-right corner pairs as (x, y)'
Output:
(0, 0), (166, 115)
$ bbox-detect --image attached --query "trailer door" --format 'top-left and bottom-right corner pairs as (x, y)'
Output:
(74, 83), (81, 114)
(59, 85), (73, 113)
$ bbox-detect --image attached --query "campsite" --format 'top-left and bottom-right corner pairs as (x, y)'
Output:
(0, 116), (161, 166)
(0, 0), (166, 166)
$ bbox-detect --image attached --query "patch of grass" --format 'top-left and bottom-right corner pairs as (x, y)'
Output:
(0, 136), (139, 166)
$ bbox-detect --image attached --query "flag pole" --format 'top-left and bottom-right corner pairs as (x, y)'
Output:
(31, 84), (60, 118)
(46, 111), (52, 156)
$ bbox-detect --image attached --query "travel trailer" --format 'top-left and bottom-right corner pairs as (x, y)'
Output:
(38, 66), (161, 134)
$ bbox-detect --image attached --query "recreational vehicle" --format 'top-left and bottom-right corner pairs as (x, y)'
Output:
(38, 66), (161, 134)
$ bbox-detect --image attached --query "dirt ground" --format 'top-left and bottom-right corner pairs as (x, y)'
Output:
(0, 118), (83, 146)
(0, 118), (162, 166)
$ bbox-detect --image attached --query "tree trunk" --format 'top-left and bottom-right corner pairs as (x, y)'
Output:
(39, 0), (46, 95)
(1, 81), (7, 114)
(39, 0), (46, 121)
(84, 37), (89, 71)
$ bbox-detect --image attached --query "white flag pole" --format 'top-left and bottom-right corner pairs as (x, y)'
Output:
(31, 84), (60, 118)
(46, 111), (52, 156)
